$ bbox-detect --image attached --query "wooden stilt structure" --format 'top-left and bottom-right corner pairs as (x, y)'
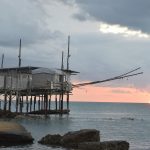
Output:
(0, 36), (142, 117)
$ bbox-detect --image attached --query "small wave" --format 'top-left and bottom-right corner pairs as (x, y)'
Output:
(102, 118), (113, 120)
(121, 117), (135, 121)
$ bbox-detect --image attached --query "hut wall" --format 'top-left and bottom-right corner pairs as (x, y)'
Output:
(0, 75), (4, 89)
(0, 72), (30, 91)
(32, 73), (55, 89)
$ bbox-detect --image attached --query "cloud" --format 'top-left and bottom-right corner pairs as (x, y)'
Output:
(99, 22), (150, 38)
(71, 0), (150, 33)
(111, 89), (131, 94)
(0, 0), (61, 47)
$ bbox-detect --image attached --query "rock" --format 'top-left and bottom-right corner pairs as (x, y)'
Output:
(0, 110), (17, 118)
(78, 142), (102, 150)
(0, 121), (34, 146)
(61, 129), (100, 148)
(78, 141), (129, 150)
(38, 134), (62, 146)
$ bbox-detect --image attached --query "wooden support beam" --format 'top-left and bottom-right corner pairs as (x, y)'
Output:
(41, 94), (44, 110)
(26, 94), (29, 113)
(34, 96), (36, 111)
(44, 94), (48, 116)
(48, 94), (51, 110)
(55, 95), (57, 110)
(19, 97), (23, 113)
(16, 94), (19, 113)
(30, 96), (32, 112)
(67, 92), (69, 110)
(38, 95), (40, 111)
(3, 75), (7, 111)
(8, 91), (12, 112)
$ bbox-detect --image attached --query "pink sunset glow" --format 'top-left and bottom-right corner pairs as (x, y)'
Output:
(70, 84), (150, 103)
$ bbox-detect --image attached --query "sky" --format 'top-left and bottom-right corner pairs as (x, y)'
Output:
(0, 0), (150, 103)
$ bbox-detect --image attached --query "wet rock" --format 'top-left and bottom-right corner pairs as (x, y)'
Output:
(38, 134), (62, 146)
(0, 121), (34, 146)
(78, 141), (129, 150)
(61, 129), (100, 148)
(0, 110), (17, 118)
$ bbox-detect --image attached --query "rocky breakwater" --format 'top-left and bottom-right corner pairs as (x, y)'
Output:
(38, 129), (129, 150)
(0, 121), (34, 146)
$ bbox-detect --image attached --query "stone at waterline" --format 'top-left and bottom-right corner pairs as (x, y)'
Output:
(61, 129), (100, 148)
(0, 121), (34, 146)
(78, 141), (129, 150)
(38, 134), (62, 146)
(38, 129), (100, 148)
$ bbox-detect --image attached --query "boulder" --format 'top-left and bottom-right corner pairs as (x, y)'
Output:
(61, 129), (100, 148)
(78, 141), (129, 150)
(0, 110), (17, 118)
(38, 134), (62, 146)
(0, 121), (34, 146)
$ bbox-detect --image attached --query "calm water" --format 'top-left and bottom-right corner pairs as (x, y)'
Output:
(0, 102), (150, 150)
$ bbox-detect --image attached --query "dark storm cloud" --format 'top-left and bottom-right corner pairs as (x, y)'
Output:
(73, 13), (87, 21)
(71, 0), (150, 33)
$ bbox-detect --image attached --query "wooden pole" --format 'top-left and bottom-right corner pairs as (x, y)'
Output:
(3, 75), (7, 111)
(30, 96), (32, 112)
(4, 92), (7, 111)
(55, 95), (57, 110)
(26, 94), (29, 113)
(59, 94), (61, 110)
(19, 97), (23, 113)
(38, 95), (40, 111)
(34, 96), (36, 112)
(8, 91), (12, 112)
(41, 94), (44, 110)
(1, 54), (4, 69)
(67, 35), (70, 70)
(49, 94), (51, 110)
(44, 94), (48, 116)
(59, 93), (63, 111)
(16, 94), (19, 113)
(8, 73), (13, 112)
(67, 92), (69, 110)
(18, 39), (21, 68)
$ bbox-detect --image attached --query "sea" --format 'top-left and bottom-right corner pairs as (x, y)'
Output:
(0, 102), (150, 150)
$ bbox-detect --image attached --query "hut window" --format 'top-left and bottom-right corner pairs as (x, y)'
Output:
(59, 75), (63, 82)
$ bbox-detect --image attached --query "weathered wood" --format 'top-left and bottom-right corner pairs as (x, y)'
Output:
(30, 96), (32, 112)
(44, 94), (48, 116)
(48, 94), (51, 110)
(26, 95), (29, 113)
(41, 95), (44, 110)
(16, 94), (19, 113)
(3, 75), (7, 111)
(34, 96), (36, 111)
(55, 95), (58, 110)
(8, 92), (12, 112)
(38, 96), (40, 111)
(67, 92), (69, 110)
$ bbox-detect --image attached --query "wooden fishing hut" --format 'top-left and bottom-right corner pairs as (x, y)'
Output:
(0, 36), (143, 116)
(0, 66), (78, 115)
(0, 36), (79, 115)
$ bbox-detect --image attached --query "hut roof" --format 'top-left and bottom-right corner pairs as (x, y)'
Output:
(32, 67), (63, 75)
(0, 66), (39, 73)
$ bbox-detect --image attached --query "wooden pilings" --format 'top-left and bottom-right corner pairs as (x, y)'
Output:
(67, 92), (69, 110)
(1, 90), (70, 115)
